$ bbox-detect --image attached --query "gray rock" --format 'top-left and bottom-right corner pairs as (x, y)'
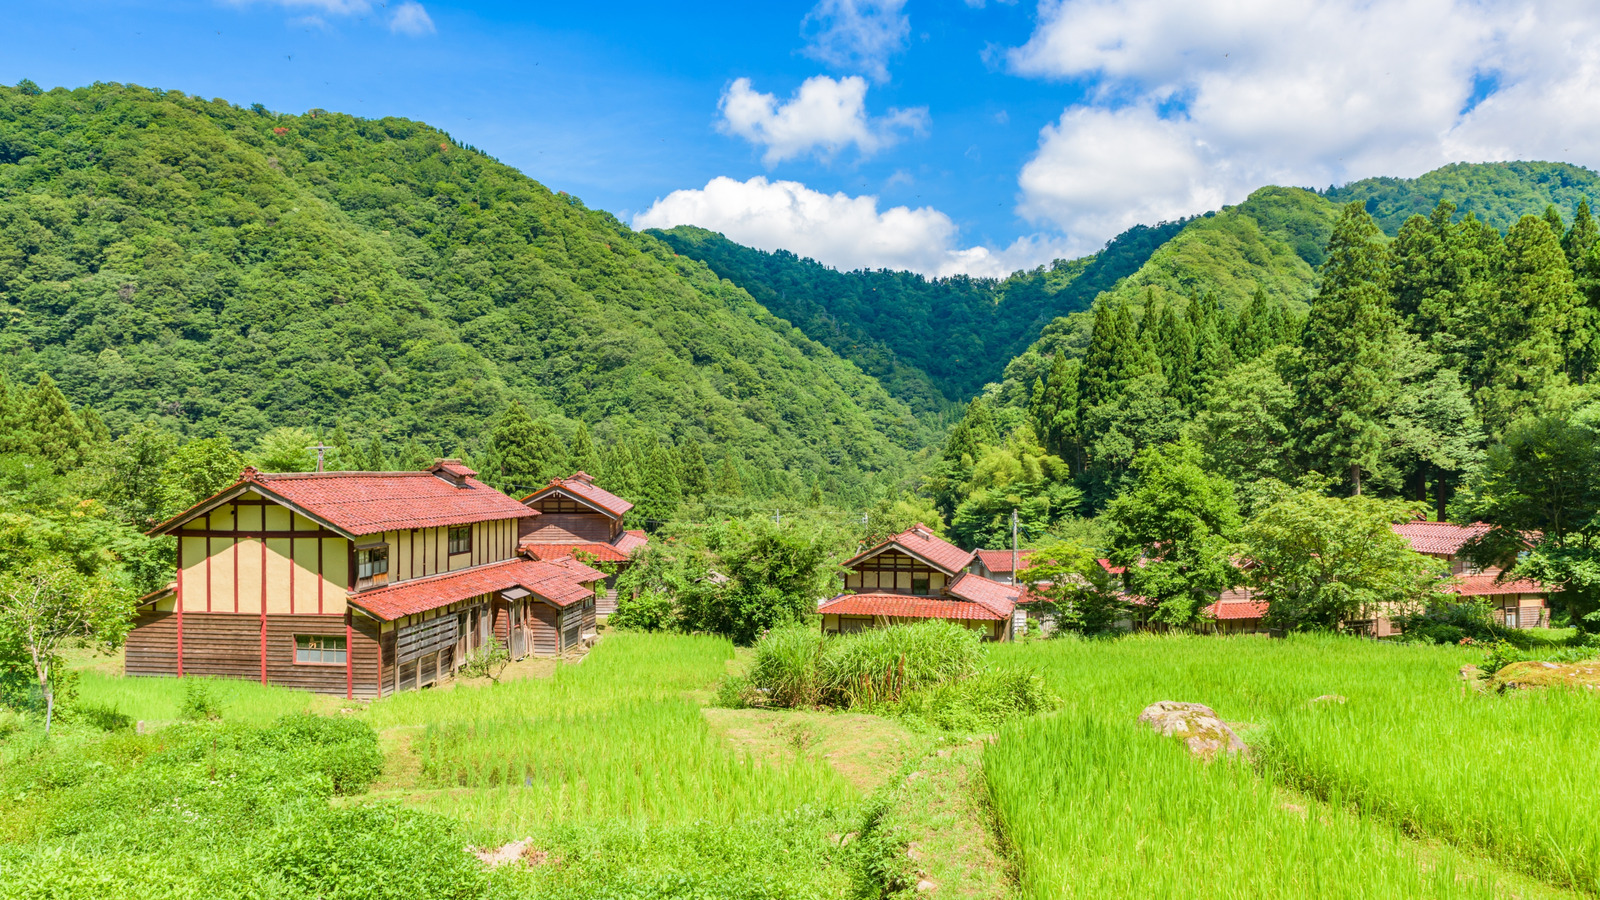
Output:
(1308, 694), (1346, 705)
(1137, 701), (1249, 760)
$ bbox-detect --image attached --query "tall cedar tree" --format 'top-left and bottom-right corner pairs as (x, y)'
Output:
(1029, 354), (1082, 466)
(22, 374), (93, 474)
(714, 454), (744, 497)
(1080, 300), (1144, 407)
(1296, 202), (1401, 495)
(677, 441), (711, 498)
(569, 421), (604, 478)
(1478, 215), (1576, 434)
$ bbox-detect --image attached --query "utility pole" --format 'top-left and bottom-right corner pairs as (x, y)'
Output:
(310, 443), (333, 473)
(775, 509), (781, 525)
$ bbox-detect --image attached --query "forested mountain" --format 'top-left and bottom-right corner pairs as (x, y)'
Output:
(1327, 161), (1600, 235)
(652, 219), (1187, 411)
(0, 82), (927, 499)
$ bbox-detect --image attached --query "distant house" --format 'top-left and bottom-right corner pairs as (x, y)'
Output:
(820, 524), (1018, 641)
(1392, 520), (1550, 629)
(971, 549), (1036, 585)
(518, 471), (648, 614)
(1199, 589), (1270, 635)
(130, 461), (604, 698)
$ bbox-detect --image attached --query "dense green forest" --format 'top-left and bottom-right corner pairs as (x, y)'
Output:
(0, 81), (928, 503)
(653, 219), (1188, 412)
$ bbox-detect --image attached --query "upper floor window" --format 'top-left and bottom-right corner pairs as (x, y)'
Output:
(356, 545), (389, 589)
(912, 575), (931, 595)
(448, 525), (473, 555)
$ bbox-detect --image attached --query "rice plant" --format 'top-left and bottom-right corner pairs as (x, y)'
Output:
(72, 671), (320, 726)
(985, 708), (1503, 900)
(987, 634), (1600, 894)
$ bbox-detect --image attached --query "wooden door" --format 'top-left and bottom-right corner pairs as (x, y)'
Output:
(510, 602), (526, 658)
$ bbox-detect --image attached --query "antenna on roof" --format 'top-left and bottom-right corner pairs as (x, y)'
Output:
(310, 443), (333, 473)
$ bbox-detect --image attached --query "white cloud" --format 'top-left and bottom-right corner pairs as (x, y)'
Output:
(633, 176), (1066, 277)
(388, 1), (435, 36)
(801, 0), (910, 83)
(1006, 0), (1600, 247)
(223, 0), (435, 35)
(719, 76), (928, 166)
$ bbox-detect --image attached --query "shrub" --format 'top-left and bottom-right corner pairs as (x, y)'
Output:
(458, 637), (510, 682)
(260, 803), (490, 900)
(712, 674), (751, 709)
(179, 680), (223, 721)
(745, 621), (988, 710)
(746, 625), (827, 707)
(818, 620), (982, 708)
(895, 667), (1059, 732)
(260, 713), (384, 796)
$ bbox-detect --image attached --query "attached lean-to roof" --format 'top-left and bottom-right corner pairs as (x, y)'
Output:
(843, 524), (976, 576)
(151, 467), (535, 538)
(819, 593), (1007, 621)
(614, 530), (650, 554)
(945, 573), (1020, 618)
(1449, 574), (1550, 597)
(521, 542), (631, 564)
(346, 557), (601, 621)
(1205, 588), (1269, 621)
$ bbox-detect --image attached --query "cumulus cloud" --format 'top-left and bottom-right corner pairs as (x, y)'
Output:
(633, 176), (1065, 277)
(719, 76), (928, 166)
(1006, 0), (1600, 246)
(388, 1), (435, 35)
(801, 0), (910, 83)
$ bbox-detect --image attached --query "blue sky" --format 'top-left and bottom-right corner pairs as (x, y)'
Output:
(7, 2), (1600, 276)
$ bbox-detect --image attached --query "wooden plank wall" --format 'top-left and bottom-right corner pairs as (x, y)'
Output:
(530, 603), (559, 656)
(125, 610), (382, 698)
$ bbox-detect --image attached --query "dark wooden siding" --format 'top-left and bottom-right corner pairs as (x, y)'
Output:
(523, 514), (611, 543)
(125, 611), (381, 699)
(530, 602), (559, 656)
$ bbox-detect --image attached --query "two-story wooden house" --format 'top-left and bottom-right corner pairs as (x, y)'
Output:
(819, 525), (1018, 641)
(129, 460), (604, 698)
(519, 471), (648, 614)
(1392, 520), (1550, 629)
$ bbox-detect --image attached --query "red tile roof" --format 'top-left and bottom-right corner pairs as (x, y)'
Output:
(431, 459), (478, 478)
(819, 593), (1006, 621)
(347, 557), (600, 621)
(521, 542), (630, 563)
(1449, 574), (1549, 597)
(1096, 558), (1127, 575)
(152, 468), (536, 538)
(615, 530), (649, 554)
(844, 524), (975, 576)
(1205, 589), (1269, 620)
(945, 573), (1019, 618)
(976, 549), (1035, 574)
(1392, 521), (1492, 556)
(522, 473), (634, 517)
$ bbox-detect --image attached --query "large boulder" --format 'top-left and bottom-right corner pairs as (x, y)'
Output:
(1137, 701), (1249, 760)
(1490, 660), (1600, 692)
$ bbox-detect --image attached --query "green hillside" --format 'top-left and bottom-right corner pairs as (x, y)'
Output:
(652, 219), (1187, 410)
(0, 82), (926, 493)
(1327, 161), (1600, 235)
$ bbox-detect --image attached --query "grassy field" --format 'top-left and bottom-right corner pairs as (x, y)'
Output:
(5, 630), (1597, 899)
(986, 635), (1600, 897)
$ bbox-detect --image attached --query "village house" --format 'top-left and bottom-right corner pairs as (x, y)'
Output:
(128, 460), (606, 699)
(820, 525), (1019, 640)
(518, 471), (648, 614)
(1391, 520), (1550, 629)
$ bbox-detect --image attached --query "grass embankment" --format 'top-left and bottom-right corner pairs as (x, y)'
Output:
(1, 634), (878, 899)
(987, 635), (1600, 897)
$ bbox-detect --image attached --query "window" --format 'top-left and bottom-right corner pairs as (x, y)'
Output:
(448, 525), (472, 555)
(356, 545), (389, 589)
(295, 634), (347, 665)
(912, 576), (930, 596)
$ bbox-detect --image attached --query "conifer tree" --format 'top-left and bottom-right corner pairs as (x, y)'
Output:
(1029, 354), (1082, 465)
(806, 477), (823, 508)
(1544, 204), (1566, 239)
(79, 407), (110, 448)
(1295, 202), (1401, 495)
(1189, 295), (1231, 405)
(942, 398), (999, 464)
(360, 434), (389, 471)
(525, 419), (568, 485)
(1563, 199), (1597, 266)
(569, 421), (604, 478)
(486, 402), (542, 490)
(605, 442), (644, 500)
(1479, 214), (1577, 433)
(677, 441), (711, 498)
(1080, 300), (1144, 408)
(24, 374), (89, 474)
(638, 441), (682, 523)
(329, 422), (357, 471)
(399, 437), (431, 471)
(714, 454), (743, 497)
(0, 380), (17, 455)
(1231, 288), (1275, 360)
(1154, 303), (1196, 407)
